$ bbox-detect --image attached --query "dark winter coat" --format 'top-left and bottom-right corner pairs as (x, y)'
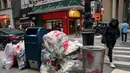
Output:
(104, 19), (120, 41)
(76, 25), (80, 31)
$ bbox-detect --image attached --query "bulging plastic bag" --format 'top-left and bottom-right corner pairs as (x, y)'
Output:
(64, 41), (83, 55)
(1, 41), (25, 70)
(14, 41), (25, 70)
(41, 31), (83, 73)
(58, 60), (82, 73)
(4, 43), (15, 62)
(43, 31), (68, 59)
(0, 57), (13, 70)
(1, 43), (16, 70)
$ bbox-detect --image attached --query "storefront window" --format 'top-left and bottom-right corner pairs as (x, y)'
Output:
(45, 19), (62, 31)
(46, 22), (52, 29)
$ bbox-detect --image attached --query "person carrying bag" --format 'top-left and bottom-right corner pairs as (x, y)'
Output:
(101, 19), (120, 68)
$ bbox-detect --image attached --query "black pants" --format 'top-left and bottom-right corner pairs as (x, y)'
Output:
(76, 31), (80, 37)
(122, 32), (127, 42)
(106, 40), (116, 62)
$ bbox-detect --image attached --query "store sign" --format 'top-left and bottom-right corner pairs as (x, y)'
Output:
(41, 0), (63, 5)
(101, 8), (104, 14)
(68, 9), (80, 18)
(82, 0), (85, 5)
(31, 0), (82, 13)
(95, 13), (101, 21)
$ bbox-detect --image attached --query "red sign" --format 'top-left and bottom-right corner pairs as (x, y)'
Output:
(101, 8), (104, 14)
(95, 13), (101, 21)
(82, 0), (85, 5)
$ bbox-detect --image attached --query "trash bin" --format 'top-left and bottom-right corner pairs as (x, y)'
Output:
(24, 27), (47, 70)
(82, 46), (105, 73)
(81, 31), (95, 45)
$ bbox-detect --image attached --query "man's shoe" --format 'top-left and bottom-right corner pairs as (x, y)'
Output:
(110, 62), (115, 68)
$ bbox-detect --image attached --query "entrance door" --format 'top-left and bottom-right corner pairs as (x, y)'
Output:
(69, 21), (76, 34)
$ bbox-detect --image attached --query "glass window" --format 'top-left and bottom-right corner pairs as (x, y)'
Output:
(46, 22), (52, 29)
(0, 1), (1, 9)
(45, 19), (62, 31)
(3, 0), (7, 8)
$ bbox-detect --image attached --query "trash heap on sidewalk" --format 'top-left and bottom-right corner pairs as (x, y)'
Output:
(0, 41), (26, 70)
(40, 31), (83, 73)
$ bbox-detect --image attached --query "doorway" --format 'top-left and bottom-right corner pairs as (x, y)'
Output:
(69, 20), (76, 34)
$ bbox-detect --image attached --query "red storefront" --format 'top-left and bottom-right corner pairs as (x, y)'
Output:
(42, 10), (82, 35)
(28, 0), (84, 35)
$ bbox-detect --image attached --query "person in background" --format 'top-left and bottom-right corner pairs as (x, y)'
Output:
(104, 19), (120, 68)
(76, 24), (80, 37)
(121, 21), (129, 42)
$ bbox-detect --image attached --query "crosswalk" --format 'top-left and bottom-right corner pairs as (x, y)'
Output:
(113, 47), (130, 71)
(112, 69), (130, 73)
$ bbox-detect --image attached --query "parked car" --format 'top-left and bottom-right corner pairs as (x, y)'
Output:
(0, 28), (24, 50)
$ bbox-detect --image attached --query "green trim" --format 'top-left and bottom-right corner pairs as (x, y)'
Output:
(31, 0), (82, 13)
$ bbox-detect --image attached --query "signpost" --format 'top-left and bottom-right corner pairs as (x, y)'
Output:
(81, 0), (95, 46)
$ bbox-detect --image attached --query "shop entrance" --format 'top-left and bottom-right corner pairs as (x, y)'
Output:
(69, 20), (76, 34)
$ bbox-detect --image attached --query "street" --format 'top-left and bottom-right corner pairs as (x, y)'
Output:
(0, 0), (129, 73)
(69, 33), (130, 72)
(1, 33), (130, 73)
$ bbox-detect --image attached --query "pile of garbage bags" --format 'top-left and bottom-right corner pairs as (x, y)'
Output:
(40, 31), (83, 73)
(0, 41), (25, 70)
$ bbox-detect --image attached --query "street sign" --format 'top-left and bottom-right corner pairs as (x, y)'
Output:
(95, 13), (100, 21)
(101, 8), (104, 14)
(69, 9), (81, 18)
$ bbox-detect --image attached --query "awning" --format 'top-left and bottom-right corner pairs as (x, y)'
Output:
(20, 17), (30, 20)
(28, 5), (84, 15)
(0, 15), (9, 20)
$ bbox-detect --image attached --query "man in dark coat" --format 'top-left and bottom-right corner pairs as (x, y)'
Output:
(76, 24), (80, 37)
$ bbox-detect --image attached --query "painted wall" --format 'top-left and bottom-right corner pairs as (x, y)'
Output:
(102, 0), (112, 23)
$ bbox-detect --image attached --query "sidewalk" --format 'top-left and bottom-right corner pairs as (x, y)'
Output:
(0, 50), (113, 73)
(1, 34), (129, 73)
(68, 33), (130, 47)
(68, 34), (130, 73)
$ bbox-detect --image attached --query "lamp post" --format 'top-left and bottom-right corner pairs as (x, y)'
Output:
(82, 0), (95, 46)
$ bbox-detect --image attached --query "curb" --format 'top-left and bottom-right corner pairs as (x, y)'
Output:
(111, 69), (130, 73)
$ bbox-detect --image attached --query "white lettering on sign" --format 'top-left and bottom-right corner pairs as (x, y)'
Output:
(42, 0), (63, 4)
(44, 4), (64, 10)
(33, 3), (64, 12)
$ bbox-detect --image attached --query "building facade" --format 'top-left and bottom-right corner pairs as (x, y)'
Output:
(0, 0), (14, 28)
(102, 0), (129, 23)
(21, 0), (84, 35)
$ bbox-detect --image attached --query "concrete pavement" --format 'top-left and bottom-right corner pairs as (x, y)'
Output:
(1, 33), (130, 73)
(68, 34), (130, 73)
(0, 50), (113, 73)
(112, 69), (130, 73)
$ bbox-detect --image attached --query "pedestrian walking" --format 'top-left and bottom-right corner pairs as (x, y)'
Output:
(121, 21), (129, 42)
(103, 19), (120, 68)
(76, 24), (80, 37)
